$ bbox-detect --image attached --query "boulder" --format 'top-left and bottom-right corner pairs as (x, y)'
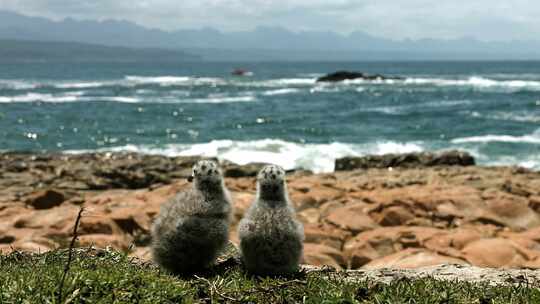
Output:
(25, 189), (67, 209)
(462, 238), (530, 268)
(373, 205), (415, 226)
(303, 243), (346, 269)
(316, 71), (402, 82)
(344, 227), (444, 268)
(303, 223), (350, 250)
(335, 151), (475, 171)
(223, 162), (266, 178)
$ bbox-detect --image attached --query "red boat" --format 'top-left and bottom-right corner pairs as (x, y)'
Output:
(231, 69), (253, 76)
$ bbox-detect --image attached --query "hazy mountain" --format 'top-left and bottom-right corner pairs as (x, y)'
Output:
(1, 10), (540, 60)
(0, 39), (199, 62)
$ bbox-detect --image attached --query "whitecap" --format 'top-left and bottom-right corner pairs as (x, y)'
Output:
(0, 80), (39, 90)
(183, 96), (257, 104)
(245, 78), (317, 88)
(403, 76), (540, 91)
(262, 88), (301, 96)
(125, 75), (224, 86)
(0, 93), (79, 103)
(452, 134), (540, 144)
(55, 82), (107, 89)
(76, 139), (424, 173)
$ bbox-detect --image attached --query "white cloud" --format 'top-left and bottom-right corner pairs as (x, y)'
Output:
(1, 0), (539, 41)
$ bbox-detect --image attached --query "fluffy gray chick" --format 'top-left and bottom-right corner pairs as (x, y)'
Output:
(238, 165), (304, 276)
(151, 160), (233, 274)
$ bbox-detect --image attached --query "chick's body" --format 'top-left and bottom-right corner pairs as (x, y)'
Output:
(238, 165), (304, 275)
(151, 160), (232, 274)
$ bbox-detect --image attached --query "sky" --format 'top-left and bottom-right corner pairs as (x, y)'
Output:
(1, 0), (539, 41)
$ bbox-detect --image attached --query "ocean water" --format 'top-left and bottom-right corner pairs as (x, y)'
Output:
(0, 61), (539, 172)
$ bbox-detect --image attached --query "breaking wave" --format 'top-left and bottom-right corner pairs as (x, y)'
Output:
(70, 139), (425, 173)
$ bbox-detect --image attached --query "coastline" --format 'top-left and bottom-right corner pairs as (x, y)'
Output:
(1, 151), (539, 270)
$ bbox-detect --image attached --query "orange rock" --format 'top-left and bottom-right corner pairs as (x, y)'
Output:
(86, 190), (133, 205)
(71, 216), (123, 235)
(9, 236), (59, 253)
(363, 248), (468, 269)
(484, 193), (540, 230)
(319, 201), (345, 218)
(303, 243), (346, 269)
(374, 205), (415, 226)
(305, 186), (343, 205)
(325, 203), (378, 233)
(232, 191), (254, 221)
(344, 227), (443, 268)
(13, 205), (80, 230)
(304, 223), (349, 250)
(109, 208), (152, 234)
(348, 242), (382, 269)
(462, 238), (530, 268)
(298, 208), (321, 224)
(290, 193), (318, 210)
(423, 228), (483, 251)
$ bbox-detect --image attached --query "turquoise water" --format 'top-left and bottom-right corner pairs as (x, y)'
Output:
(0, 61), (539, 172)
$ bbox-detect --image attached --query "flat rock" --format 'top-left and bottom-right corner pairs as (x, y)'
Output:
(1, 152), (540, 271)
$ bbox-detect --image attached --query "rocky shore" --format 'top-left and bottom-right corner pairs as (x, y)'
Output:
(1, 151), (540, 270)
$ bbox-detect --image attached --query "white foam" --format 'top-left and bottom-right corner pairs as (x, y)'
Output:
(272, 78), (317, 85)
(262, 88), (301, 96)
(0, 93), (142, 103)
(452, 134), (540, 144)
(183, 96), (257, 104)
(0, 93), (79, 103)
(310, 86), (342, 93)
(55, 82), (107, 89)
(104, 97), (140, 103)
(247, 78), (317, 88)
(0, 80), (39, 90)
(478, 154), (540, 170)
(480, 112), (540, 123)
(404, 76), (540, 91)
(78, 139), (424, 173)
(125, 75), (224, 86)
(126, 75), (190, 83)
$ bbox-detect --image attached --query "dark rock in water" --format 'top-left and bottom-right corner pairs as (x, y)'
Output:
(223, 162), (267, 178)
(335, 150), (475, 171)
(0, 152), (216, 192)
(316, 71), (403, 82)
(223, 161), (311, 178)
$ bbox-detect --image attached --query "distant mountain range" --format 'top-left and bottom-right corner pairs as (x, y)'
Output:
(1, 10), (540, 61)
(0, 39), (199, 62)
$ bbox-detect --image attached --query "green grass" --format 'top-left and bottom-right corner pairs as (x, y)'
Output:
(1, 248), (539, 303)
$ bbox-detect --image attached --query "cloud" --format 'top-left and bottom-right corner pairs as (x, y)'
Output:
(1, 0), (539, 41)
